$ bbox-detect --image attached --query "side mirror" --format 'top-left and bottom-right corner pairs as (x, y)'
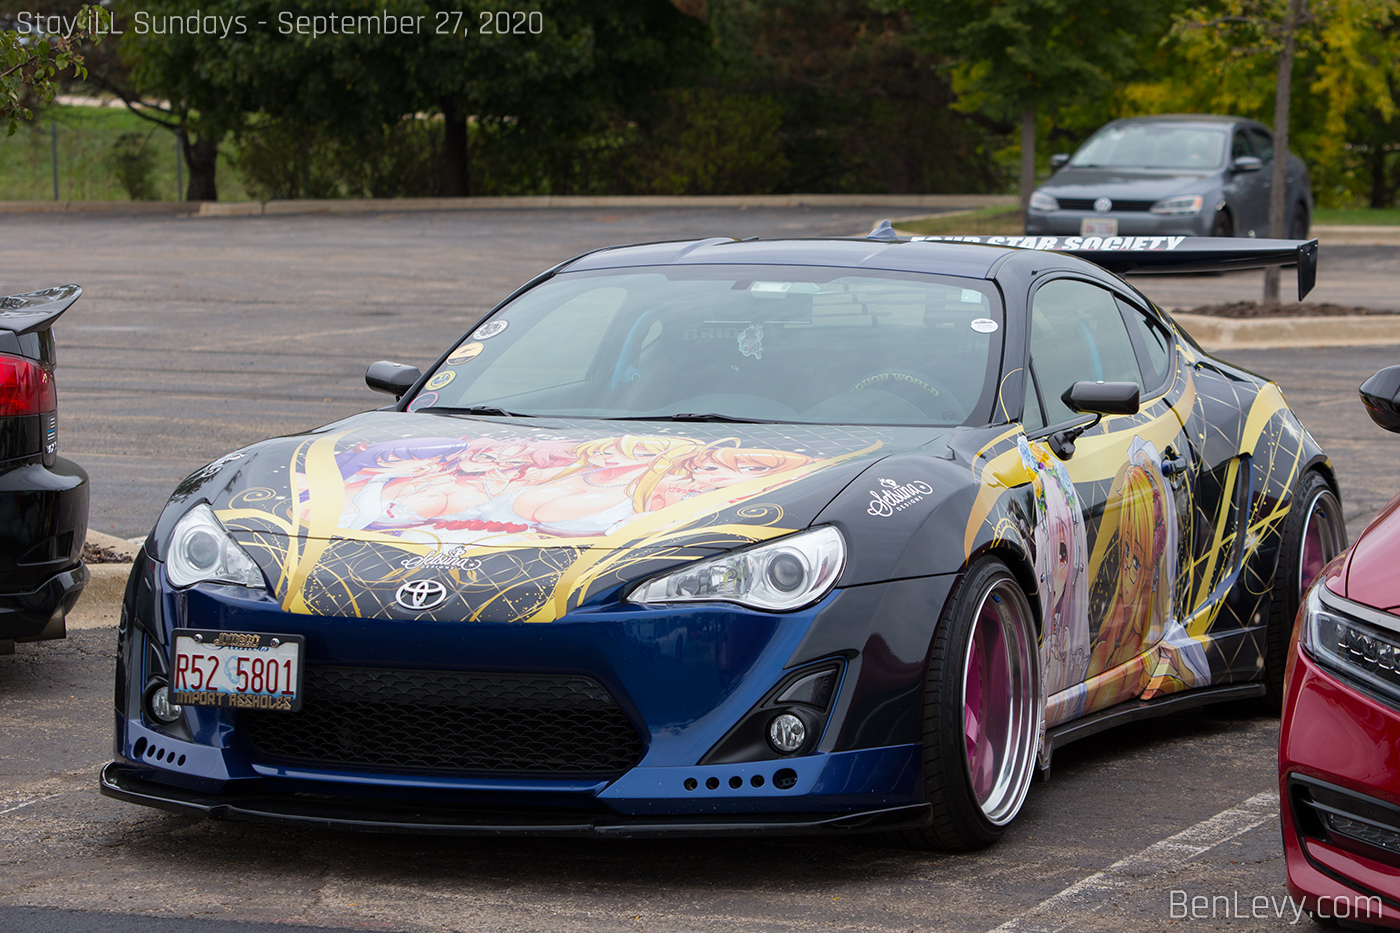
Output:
(1360, 366), (1400, 433)
(1231, 155), (1263, 173)
(1050, 153), (1070, 171)
(1049, 381), (1141, 459)
(365, 360), (421, 399)
(1063, 380), (1141, 416)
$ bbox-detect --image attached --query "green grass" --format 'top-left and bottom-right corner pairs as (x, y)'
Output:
(1313, 208), (1400, 226)
(896, 207), (1023, 236)
(0, 105), (250, 201)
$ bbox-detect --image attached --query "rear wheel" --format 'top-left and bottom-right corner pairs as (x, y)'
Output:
(1263, 470), (1345, 706)
(897, 558), (1040, 850)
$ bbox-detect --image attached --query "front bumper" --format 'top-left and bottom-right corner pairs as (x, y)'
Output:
(1024, 210), (1211, 237)
(111, 550), (950, 834)
(99, 760), (931, 838)
(1280, 642), (1400, 926)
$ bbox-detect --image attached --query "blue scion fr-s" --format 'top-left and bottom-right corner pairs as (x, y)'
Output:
(101, 228), (1339, 850)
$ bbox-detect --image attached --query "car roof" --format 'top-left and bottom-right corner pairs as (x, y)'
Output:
(560, 237), (1011, 279)
(1110, 113), (1261, 129)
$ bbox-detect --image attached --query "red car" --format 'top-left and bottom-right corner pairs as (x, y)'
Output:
(1280, 365), (1400, 928)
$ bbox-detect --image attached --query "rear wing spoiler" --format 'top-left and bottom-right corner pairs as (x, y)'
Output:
(908, 234), (1319, 300)
(0, 285), (83, 336)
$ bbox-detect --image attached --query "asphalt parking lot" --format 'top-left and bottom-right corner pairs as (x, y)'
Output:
(2, 208), (1398, 932)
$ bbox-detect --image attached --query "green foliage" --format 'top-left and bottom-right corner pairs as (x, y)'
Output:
(636, 88), (788, 195)
(104, 130), (157, 199)
(1, 4), (103, 135)
(230, 116), (443, 199)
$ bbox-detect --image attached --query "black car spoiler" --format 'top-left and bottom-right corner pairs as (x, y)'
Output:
(897, 231), (1319, 300)
(0, 285), (83, 335)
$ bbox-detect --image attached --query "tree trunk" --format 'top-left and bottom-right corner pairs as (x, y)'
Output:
(179, 127), (219, 202)
(441, 98), (469, 197)
(1019, 106), (1036, 213)
(1263, 0), (1308, 307)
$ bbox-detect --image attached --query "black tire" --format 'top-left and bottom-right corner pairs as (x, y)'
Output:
(895, 557), (1040, 850)
(1210, 209), (1234, 238)
(1289, 202), (1311, 239)
(1263, 470), (1345, 707)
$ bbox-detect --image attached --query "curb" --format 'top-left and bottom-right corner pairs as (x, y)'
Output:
(0, 194), (1019, 217)
(195, 193), (1020, 218)
(1173, 313), (1400, 351)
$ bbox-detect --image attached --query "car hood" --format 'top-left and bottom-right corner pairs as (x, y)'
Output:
(1334, 491), (1400, 615)
(169, 412), (945, 623)
(1041, 167), (1215, 202)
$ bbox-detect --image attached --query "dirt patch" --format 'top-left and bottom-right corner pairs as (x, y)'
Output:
(1182, 301), (1400, 318)
(82, 542), (128, 564)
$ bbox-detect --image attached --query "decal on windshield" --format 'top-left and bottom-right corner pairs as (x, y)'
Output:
(737, 324), (764, 360)
(446, 342), (484, 364)
(473, 320), (509, 339)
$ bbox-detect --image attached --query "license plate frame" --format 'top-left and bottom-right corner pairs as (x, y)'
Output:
(1080, 217), (1118, 236)
(172, 629), (305, 712)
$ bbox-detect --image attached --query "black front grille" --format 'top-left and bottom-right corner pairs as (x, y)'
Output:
(1056, 198), (1156, 212)
(242, 666), (646, 776)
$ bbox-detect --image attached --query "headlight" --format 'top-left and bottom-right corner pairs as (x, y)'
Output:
(1302, 584), (1400, 705)
(1028, 191), (1059, 212)
(166, 503), (266, 589)
(628, 526), (845, 612)
(1150, 195), (1204, 215)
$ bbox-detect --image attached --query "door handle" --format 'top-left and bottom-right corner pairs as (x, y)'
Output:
(1162, 448), (1189, 476)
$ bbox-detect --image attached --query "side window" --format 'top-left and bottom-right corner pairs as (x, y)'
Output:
(1249, 128), (1274, 162)
(1029, 279), (1144, 426)
(1116, 297), (1173, 395)
(1022, 367), (1045, 431)
(1231, 130), (1255, 161)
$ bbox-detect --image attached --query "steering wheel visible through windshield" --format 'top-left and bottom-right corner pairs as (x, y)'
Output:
(408, 264), (1005, 427)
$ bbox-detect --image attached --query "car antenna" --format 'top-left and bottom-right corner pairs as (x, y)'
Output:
(867, 220), (898, 240)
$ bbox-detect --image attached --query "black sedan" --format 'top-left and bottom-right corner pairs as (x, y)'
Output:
(0, 286), (89, 653)
(1025, 114), (1313, 240)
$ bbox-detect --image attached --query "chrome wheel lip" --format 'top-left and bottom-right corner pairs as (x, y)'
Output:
(960, 578), (1041, 827)
(1299, 488), (1344, 602)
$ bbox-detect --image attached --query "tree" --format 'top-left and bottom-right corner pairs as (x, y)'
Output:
(1136, 0), (1399, 303)
(901, 0), (1182, 208)
(1, 5), (101, 135)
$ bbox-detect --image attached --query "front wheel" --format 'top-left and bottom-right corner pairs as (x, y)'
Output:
(897, 558), (1041, 850)
(1211, 209), (1234, 238)
(1263, 470), (1345, 706)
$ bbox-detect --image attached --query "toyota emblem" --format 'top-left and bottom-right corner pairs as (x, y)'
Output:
(395, 579), (448, 611)
(1093, 196), (1113, 214)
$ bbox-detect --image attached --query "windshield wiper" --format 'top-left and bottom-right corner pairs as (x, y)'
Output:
(606, 412), (777, 424)
(418, 405), (534, 418)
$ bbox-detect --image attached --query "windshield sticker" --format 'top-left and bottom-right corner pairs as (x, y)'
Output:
(446, 342), (484, 364)
(970, 318), (999, 334)
(866, 477), (934, 517)
(961, 289), (984, 304)
(426, 371), (456, 390)
(406, 392), (438, 412)
(737, 324), (764, 360)
(473, 320), (508, 340)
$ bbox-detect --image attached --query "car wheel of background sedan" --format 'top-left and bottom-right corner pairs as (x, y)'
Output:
(896, 557), (1040, 851)
(1210, 209), (1234, 238)
(1288, 203), (1310, 239)
(1263, 470), (1345, 707)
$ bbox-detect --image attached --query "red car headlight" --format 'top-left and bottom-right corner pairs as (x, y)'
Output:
(1302, 583), (1400, 705)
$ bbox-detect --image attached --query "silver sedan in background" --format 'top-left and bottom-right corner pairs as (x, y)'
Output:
(1024, 114), (1313, 239)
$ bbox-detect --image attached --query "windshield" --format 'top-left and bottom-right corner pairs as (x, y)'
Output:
(408, 265), (1005, 426)
(1070, 123), (1227, 170)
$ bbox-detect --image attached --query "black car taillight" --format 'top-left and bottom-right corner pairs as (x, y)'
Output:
(0, 353), (56, 416)
(0, 352), (57, 465)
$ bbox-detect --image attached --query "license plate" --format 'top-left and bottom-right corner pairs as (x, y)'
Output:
(1080, 217), (1118, 236)
(172, 629), (304, 712)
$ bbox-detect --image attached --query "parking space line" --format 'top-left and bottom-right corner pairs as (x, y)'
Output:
(0, 792), (65, 817)
(987, 790), (1279, 933)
